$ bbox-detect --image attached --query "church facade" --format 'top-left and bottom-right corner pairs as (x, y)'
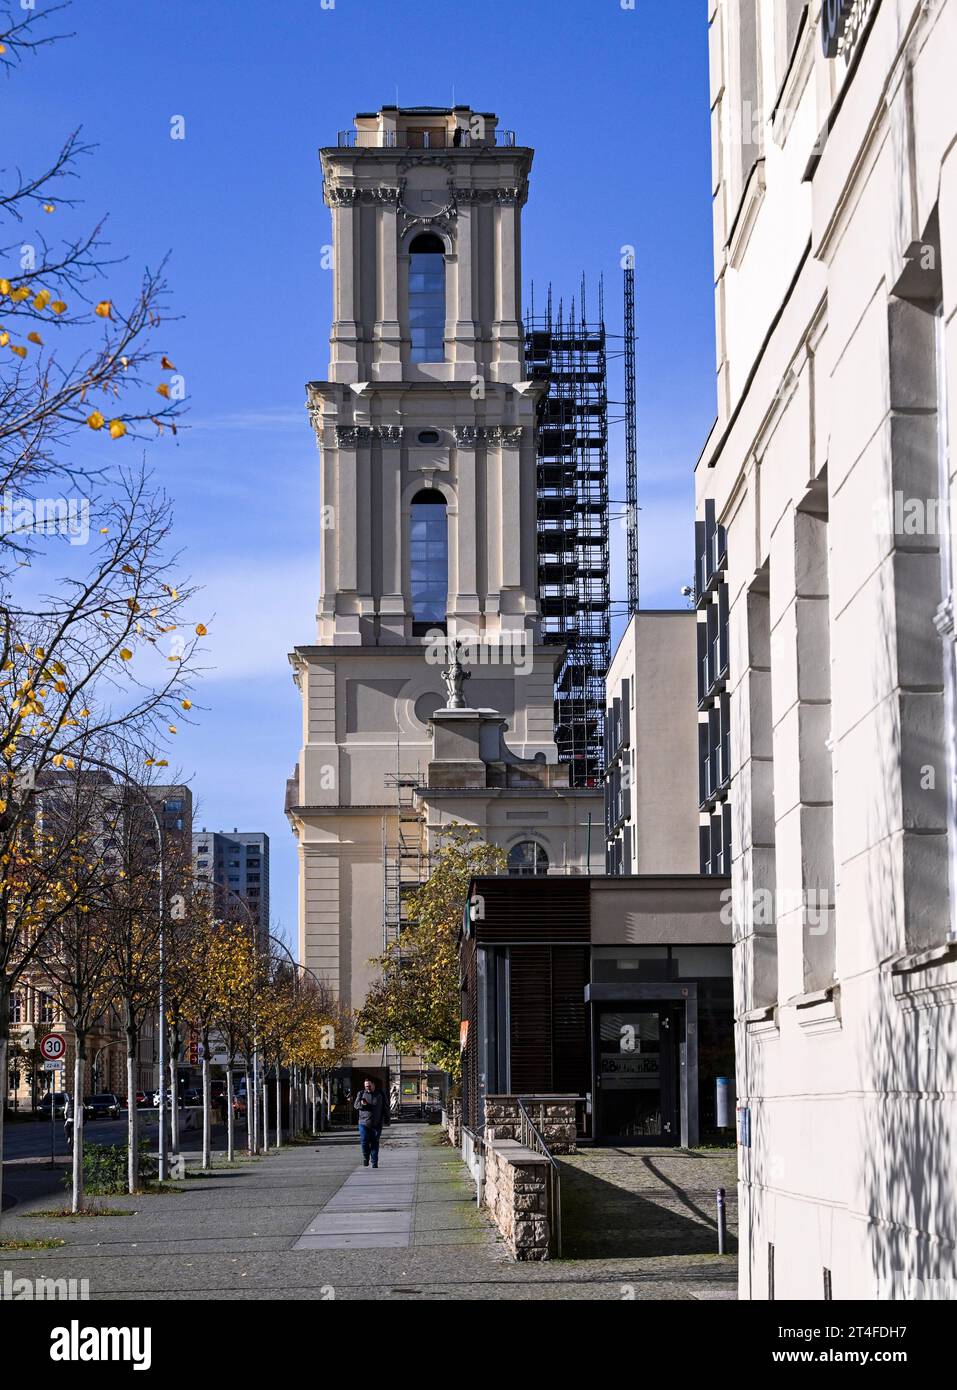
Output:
(286, 107), (603, 1077)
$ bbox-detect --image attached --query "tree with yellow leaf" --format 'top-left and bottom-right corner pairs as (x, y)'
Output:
(357, 827), (506, 1081)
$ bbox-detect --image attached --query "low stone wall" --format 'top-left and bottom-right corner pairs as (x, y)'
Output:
(484, 1095), (578, 1154)
(445, 1098), (462, 1147)
(483, 1139), (551, 1260)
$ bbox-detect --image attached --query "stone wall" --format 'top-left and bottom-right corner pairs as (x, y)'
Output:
(483, 1095), (578, 1154)
(482, 1139), (551, 1260)
(445, 1098), (461, 1147)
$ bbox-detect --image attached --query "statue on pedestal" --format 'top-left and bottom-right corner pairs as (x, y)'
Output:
(442, 639), (471, 709)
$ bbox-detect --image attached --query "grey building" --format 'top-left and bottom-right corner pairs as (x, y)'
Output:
(192, 829), (270, 939)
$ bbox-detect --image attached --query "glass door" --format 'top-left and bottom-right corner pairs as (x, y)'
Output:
(594, 1005), (678, 1145)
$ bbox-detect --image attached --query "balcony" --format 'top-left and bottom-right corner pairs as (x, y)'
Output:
(337, 129), (516, 149)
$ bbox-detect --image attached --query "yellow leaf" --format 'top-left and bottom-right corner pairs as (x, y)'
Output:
(87, 411), (105, 430)
(161, 355), (176, 370)
(79, 709), (90, 718)
(52, 753), (63, 767)
(195, 623), (207, 636)
(155, 759), (169, 767)
(51, 301), (67, 315)
(99, 527), (109, 534)
(27, 331), (43, 346)
(10, 344), (26, 359)
(168, 725), (178, 734)
(95, 300), (112, 318)
(0, 280), (8, 296)
(10, 287), (29, 302)
(156, 382), (171, 399)
(181, 699), (192, 710)
(0, 333), (8, 348)
(119, 648), (133, 661)
(33, 290), (51, 310)
(43, 203), (55, 214)
(108, 419), (127, 440)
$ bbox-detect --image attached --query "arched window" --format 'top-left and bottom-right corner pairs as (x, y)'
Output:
(408, 232), (445, 363)
(508, 841), (549, 876)
(410, 488), (447, 629)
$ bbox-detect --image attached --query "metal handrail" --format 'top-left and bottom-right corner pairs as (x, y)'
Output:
(516, 1098), (562, 1258)
(461, 1124), (485, 1206)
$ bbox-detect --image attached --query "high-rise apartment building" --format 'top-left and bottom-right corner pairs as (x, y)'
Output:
(192, 829), (270, 939)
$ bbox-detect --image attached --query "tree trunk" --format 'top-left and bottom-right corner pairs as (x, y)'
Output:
(71, 1032), (86, 1213)
(274, 1062), (281, 1149)
(169, 1029), (180, 1154)
(0, 1005), (9, 1219)
(126, 1039), (138, 1193)
(201, 1051), (211, 1170)
(243, 1064), (252, 1155)
(226, 1066), (235, 1163)
(261, 1067), (268, 1153)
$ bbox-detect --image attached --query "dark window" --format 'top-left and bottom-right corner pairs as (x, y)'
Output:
(409, 232), (445, 363)
(417, 429), (441, 445)
(410, 488), (448, 625)
(507, 841), (549, 876)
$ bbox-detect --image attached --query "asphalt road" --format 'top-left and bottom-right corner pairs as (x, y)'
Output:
(2, 1113), (161, 1161)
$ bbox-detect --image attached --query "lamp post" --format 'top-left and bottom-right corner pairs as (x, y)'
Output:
(69, 755), (169, 1182)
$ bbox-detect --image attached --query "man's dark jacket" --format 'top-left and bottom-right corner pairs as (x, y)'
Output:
(354, 1088), (385, 1128)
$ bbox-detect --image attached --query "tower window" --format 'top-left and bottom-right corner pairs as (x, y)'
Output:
(416, 429), (441, 445)
(408, 233), (445, 363)
(508, 841), (549, 876)
(410, 488), (448, 628)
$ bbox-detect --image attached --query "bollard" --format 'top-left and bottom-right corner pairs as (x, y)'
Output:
(717, 1186), (727, 1254)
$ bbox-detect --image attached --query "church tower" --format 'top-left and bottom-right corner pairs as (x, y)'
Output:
(287, 108), (602, 1080)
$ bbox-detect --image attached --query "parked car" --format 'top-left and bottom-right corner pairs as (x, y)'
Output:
(181, 1088), (202, 1106)
(120, 1091), (149, 1110)
(84, 1093), (121, 1120)
(232, 1094), (247, 1117)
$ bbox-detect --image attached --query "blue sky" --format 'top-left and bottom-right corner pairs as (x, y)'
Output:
(6, 0), (715, 950)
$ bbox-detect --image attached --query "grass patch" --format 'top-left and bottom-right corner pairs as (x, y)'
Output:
(138, 1182), (185, 1195)
(24, 1206), (134, 1220)
(0, 1236), (66, 1249)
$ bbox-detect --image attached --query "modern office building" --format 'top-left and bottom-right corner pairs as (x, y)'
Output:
(700, 0), (957, 1298)
(286, 106), (603, 1078)
(605, 611), (701, 875)
(460, 874), (733, 1145)
(192, 829), (270, 938)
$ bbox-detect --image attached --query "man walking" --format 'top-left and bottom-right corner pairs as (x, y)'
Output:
(354, 1077), (385, 1169)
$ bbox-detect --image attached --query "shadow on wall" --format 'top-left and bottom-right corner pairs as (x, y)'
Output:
(860, 486), (957, 1301)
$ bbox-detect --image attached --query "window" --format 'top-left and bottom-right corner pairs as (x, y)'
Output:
(507, 841), (549, 876)
(39, 993), (56, 1024)
(410, 489), (448, 627)
(416, 429), (441, 445)
(10, 992), (23, 1024)
(408, 233), (445, 363)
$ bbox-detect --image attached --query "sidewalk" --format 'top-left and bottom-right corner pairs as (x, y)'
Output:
(0, 1125), (737, 1300)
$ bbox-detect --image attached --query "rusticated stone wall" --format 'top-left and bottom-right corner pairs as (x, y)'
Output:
(482, 1139), (551, 1260)
(483, 1095), (578, 1154)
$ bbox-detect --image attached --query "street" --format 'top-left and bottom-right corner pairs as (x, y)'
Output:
(3, 1114), (161, 1162)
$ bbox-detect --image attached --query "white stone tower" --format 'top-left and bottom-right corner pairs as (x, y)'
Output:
(287, 107), (602, 1078)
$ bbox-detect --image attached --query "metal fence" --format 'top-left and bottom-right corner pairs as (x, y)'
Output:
(461, 1124), (485, 1205)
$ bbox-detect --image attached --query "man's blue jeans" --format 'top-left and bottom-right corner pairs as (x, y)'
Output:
(359, 1123), (381, 1166)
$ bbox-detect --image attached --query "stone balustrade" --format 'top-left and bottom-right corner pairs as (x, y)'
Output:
(482, 1139), (551, 1260)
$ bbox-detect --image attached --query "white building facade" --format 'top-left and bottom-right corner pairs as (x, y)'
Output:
(701, 0), (957, 1298)
(287, 107), (602, 1074)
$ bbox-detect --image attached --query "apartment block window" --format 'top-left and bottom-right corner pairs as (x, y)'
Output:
(38, 992), (56, 1024)
(10, 992), (23, 1024)
(734, 0), (762, 207)
(408, 232), (446, 362)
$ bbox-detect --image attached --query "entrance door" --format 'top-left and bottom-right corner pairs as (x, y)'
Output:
(594, 1005), (678, 1145)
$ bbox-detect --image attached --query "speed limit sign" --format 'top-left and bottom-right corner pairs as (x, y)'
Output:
(39, 1033), (66, 1062)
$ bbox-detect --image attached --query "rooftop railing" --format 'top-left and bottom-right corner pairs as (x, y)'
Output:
(337, 129), (516, 149)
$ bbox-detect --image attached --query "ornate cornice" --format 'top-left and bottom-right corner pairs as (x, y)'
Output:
(335, 425), (404, 446)
(453, 186), (525, 205)
(326, 185), (400, 206)
(453, 425), (523, 447)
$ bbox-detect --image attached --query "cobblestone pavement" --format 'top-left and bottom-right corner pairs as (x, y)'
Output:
(0, 1126), (737, 1300)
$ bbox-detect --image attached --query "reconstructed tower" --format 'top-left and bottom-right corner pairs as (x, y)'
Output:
(287, 108), (602, 1080)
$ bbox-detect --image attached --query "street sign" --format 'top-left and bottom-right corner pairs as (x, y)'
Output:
(39, 1033), (66, 1062)
(43, 1060), (64, 1073)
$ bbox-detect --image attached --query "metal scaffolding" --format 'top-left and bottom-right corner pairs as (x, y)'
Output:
(525, 279), (611, 789)
(624, 264), (639, 614)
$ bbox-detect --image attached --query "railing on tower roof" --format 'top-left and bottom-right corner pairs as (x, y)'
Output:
(336, 129), (516, 149)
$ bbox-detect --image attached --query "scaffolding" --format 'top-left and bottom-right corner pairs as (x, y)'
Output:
(525, 279), (611, 789)
(380, 749), (425, 1099)
(624, 264), (639, 614)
